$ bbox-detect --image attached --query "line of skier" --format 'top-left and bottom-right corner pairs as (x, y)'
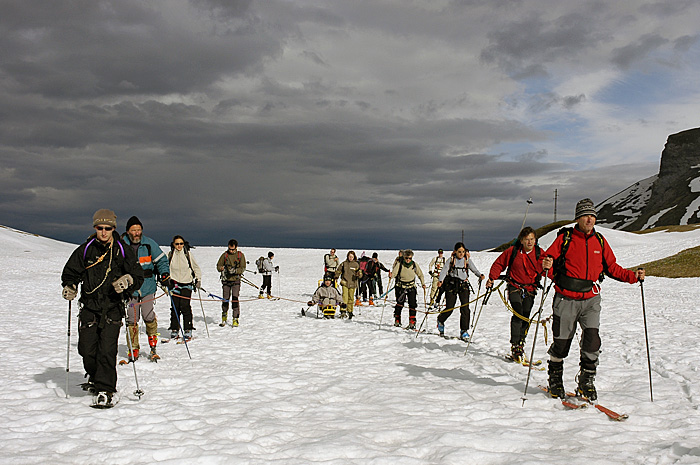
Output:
(61, 197), (646, 408)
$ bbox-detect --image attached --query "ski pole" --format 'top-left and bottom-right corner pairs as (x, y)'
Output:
(521, 275), (549, 406)
(165, 288), (192, 360)
(196, 288), (210, 338)
(464, 286), (493, 356)
(122, 313), (144, 399)
(65, 301), (71, 398)
(520, 197), (533, 231)
(639, 270), (653, 402)
(472, 279), (482, 329)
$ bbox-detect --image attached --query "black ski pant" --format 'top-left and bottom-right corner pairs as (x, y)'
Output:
(437, 287), (470, 332)
(78, 308), (121, 393)
(508, 284), (535, 345)
(260, 275), (272, 295)
(170, 287), (193, 331)
(394, 287), (417, 324)
(376, 275), (384, 296)
(222, 281), (241, 318)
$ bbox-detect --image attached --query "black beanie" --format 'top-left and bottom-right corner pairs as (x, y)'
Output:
(126, 216), (143, 231)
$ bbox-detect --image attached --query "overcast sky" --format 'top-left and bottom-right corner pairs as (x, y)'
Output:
(2, 0), (699, 250)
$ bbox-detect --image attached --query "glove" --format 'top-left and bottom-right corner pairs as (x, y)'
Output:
(340, 303), (347, 309)
(307, 301), (314, 306)
(112, 274), (134, 294)
(274, 266), (279, 272)
(62, 284), (77, 300)
(160, 272), (174, 289)
(195, 279), (201, 289)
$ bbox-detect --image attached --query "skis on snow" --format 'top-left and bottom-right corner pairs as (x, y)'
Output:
(537, 385), (628, 421)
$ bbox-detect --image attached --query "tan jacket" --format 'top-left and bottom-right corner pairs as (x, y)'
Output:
(336, 260), (362, 288)
(392, 259), (425, 289)
(217, 250), (247, 283)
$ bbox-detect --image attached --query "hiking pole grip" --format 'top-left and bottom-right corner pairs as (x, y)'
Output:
(65, 300), (71, 398)
(638, 271), (653, 402)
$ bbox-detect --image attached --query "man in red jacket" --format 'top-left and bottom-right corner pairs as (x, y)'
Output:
(542, 198), (645, 400)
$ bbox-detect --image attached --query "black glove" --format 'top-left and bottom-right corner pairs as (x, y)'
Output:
(275, 266), (279, 272)
(160, 273), (174, 290)
(307, 301), (314, 306)
(340, 303), (347, 309)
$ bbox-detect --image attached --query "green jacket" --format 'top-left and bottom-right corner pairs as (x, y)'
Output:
(217, 249), (247, 283)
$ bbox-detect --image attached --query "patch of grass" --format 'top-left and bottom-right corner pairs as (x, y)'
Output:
(633, 245), (700, 278)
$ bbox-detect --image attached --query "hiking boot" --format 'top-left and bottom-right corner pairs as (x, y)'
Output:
(547, 360), (565, 399)
(232, 318), (239, 327)
(394, 316), (401, 327)
(183, 330), (192, 340)
(127, 349), (139, 360)
(511, 343), (524, 361)
(148, 335), (158, 349)
(93, 391), (114, 408)
(170, 330), (178, 339)
(576, 368), (598, 401)
(340, 310), (348, 319)
(437, 322), (445, 337)
(258, 294), (264, 299)
(369, 298), (375, 306)
(406, 323), (416, 330)
(267, 294), (272, 299)
(355, 298), (362, 306)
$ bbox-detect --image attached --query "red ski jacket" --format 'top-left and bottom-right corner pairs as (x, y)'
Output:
(489, 245), (545, 293)
(545, 227), (637, 300)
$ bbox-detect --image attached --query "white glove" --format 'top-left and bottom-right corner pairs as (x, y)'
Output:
(62, 284), (77, 300)
(112, 274), (134, 293)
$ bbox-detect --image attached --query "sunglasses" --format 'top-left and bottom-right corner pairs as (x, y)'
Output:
(95, 226), (114, 231)
(174, 242), (184, 246)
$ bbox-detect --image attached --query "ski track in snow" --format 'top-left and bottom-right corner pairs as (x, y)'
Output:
(1, 225), (700, 464)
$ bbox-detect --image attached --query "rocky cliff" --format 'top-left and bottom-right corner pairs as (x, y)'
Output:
(597, 127), (700, 230)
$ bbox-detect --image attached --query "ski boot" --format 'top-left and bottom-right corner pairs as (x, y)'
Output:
(355, 298), (362, 306)
(220, 311), (228, 327)
(511, 342), (524, 362)
(348, 312), (354, 320)
(340, 310), (348, 319)
(437, 321), (445, 337)
(80, 374), (95, 393)
(459, 330), (470, 342)
(232, 318), (239, 327)
(267, 294), (272, 299)
(394, 316), (401, 327)
(369, 298), (375, 306)
(126, 349), (139, 361)
(92, 391), (114, 409)
(170, 329), (178, 339)
(183, 330), (192, 341)
(576, 368), (598, 401)
(258, 293), (264, 299)
(406, 315), (416, 330)
(147, 335), (160, 361)
(547, 360), (565, 399)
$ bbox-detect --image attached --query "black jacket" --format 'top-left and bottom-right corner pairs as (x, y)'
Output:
(62, 231), (144, 317)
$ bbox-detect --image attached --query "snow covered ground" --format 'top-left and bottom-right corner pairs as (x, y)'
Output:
(1, 224), (699, 464)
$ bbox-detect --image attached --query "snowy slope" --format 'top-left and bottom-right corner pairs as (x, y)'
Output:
(1, 225), (699, 464)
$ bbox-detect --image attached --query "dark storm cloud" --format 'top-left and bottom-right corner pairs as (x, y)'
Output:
(0, 0), (695, 251)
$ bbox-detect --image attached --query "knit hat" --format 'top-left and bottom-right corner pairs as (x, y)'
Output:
(372, 252), (378, 259)
(92, 209), (117, 228)
(126, 216), (143, 231)
(574, 198), (597, 219)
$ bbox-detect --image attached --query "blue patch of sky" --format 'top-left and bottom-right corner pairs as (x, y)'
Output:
(597, 69), (677, 108)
